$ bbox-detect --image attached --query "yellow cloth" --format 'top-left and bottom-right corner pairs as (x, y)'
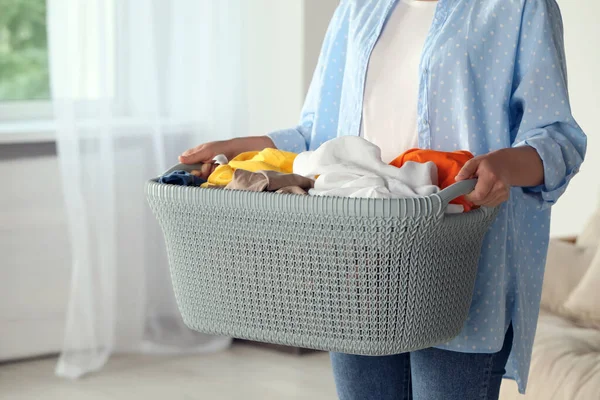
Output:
(201, 148), (297, 187)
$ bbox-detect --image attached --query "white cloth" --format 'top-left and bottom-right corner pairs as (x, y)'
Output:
(213, 154), (229, 165)
(294, 136), (436, 198)
(360, 0), (437, 163)
(307, 165), (436, 199)
(294, 137), (463, 213)
(47, 0), (247, 379)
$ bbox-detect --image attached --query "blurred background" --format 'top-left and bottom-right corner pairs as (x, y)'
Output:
(0, 0), (598, 399)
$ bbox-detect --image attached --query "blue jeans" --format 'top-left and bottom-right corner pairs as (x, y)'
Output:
(331, 325), (513, 400)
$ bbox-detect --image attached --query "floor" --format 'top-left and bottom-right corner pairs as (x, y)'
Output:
(0, 343), (523, 400)
(0, 344), (337, 400)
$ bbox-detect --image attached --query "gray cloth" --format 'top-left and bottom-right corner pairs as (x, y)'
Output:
(225, 169), (314, 195)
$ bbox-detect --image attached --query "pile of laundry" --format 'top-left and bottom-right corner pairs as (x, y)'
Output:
(159, 136), (475, 213)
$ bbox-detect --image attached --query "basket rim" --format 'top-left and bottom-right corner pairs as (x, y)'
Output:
(146, 179), (497, 220)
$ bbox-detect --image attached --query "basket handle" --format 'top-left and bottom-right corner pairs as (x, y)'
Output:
(159, 153), (230, 177)
(159, 162), (206, 178)
(437, 179), (477, 207)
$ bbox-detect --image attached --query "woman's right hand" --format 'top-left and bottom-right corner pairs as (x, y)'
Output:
(178, 136), (275, 180)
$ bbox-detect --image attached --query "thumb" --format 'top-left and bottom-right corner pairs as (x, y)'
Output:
(455, 158), (481, 181)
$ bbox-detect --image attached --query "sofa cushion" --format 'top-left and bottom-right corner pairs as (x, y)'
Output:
(540, 239), (596, 315)
(500, 311), (600, 399)
(577, 208), (600, 249)
(563, 248), (600, 329)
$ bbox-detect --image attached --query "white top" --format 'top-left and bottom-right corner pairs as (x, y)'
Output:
(360, 0), (437, 163)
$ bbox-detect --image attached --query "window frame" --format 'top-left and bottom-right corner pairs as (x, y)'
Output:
(0, 101), (55, 144)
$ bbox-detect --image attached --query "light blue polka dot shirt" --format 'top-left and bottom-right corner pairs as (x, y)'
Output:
(268, 0), (586, 393)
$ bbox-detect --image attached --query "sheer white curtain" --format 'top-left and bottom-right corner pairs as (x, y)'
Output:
(47, 0), (248, 378)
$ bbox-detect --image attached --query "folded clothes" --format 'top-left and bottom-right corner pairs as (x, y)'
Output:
(159, 170), (206, 186)
(203, 148), (297, 187)
(293, 136), (440, 199)
(225, 169), (314, 195)
(390, 149), (475, 211)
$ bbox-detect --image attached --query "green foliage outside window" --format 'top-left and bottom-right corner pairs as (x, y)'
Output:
(0, 0), (50, 101)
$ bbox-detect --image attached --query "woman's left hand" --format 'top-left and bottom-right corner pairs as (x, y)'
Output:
(455, 146), (544, 207)
(455, 151), (511, 207)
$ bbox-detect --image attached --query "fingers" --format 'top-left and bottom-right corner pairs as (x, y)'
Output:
(469, 180), (510, 206)
(484, 193), (508, 208)
(202, 163), (217, 180)
(460, 157), (508, 206)
(457, 153), (511, 207)
(455, 158), (481, 181)
(465, 173), (495, 205)
(483, 182), (510, 207)
(179, 144), (210, 164)
(189, 163), (217, 180)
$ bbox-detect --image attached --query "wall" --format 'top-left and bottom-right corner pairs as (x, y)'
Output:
(246, 0), (305, 136)
(245, 0), (338, 134)
(549, 0), (600, 236)
(303, 0), (340, 95)
(0, 144), (71, 360)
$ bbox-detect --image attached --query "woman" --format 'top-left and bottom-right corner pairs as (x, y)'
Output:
(180, 0), (586, 399)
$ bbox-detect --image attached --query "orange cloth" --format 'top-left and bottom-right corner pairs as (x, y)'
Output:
(389, 149), (475, 212)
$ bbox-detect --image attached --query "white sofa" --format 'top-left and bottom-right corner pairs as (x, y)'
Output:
(499, 222), (600, 399)
(500, 310), (600, 399)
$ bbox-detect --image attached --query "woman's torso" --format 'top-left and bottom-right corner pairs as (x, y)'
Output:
(291, 0), (583, 393)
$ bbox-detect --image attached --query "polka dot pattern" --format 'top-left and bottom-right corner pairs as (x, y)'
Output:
(269, 0), (586, 394)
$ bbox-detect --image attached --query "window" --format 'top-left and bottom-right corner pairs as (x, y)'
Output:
(0, 0), (53, 142)
(0, 0), (50, 101)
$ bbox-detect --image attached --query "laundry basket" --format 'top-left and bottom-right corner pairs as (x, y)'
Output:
(147, 163), (498, 356)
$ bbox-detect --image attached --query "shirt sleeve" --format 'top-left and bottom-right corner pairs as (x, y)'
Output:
(268, 1), (348, 153)
(510, 0), (586, 209)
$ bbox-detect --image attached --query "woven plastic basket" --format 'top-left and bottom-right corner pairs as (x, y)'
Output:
(147, 163), (498, 355)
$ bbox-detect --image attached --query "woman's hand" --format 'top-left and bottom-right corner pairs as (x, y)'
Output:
(455, 146), (544, 207)
(178, 136), (276, 179)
